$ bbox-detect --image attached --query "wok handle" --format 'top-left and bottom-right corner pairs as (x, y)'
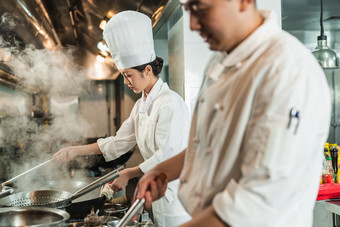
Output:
(116, 173), (167, 227)
(0, 187), (14, 198)
(70, 166), (124, 201)
(116, 198), (145, 227)
(1, 159), (54, 187)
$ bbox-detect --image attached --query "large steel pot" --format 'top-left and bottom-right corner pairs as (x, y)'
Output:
(0, 207), (69, 227)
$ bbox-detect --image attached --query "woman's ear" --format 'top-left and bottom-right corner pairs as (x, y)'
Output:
(144, 65), (152, 76)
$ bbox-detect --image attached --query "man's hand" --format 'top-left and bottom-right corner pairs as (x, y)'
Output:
(134, 170), (168, 209)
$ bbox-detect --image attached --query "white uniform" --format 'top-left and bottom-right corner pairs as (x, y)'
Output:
(98, 78), (191, 227)
(178, 11), (331, 227)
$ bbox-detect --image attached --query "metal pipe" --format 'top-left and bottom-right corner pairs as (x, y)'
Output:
(0, 67), (19, 88)
(106, 81), (112, 136)
(114, 75), (123, 129)
(0, 78), (16, 88)
(35, 0), (62, 46)
(66, 0), (78, 40)
(332, 70), (337, 142)
(16, 0), (54, 44)
(136, 0), (145, 12)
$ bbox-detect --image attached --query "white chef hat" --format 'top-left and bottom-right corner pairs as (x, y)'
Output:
(103, 11), (156, 70)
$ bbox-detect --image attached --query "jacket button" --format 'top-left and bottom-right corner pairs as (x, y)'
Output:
(199, 97), (205, 103)
(193, 137), (200, 143)
(194, 191), (202, 197)
(205, 147), (212, 154)
(235, 62), (242, 68)
(180, 178), (187, 184)
(214, 103), (223, 111)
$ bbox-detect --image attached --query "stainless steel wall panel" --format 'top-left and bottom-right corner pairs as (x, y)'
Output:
(324, 68), (340, 143)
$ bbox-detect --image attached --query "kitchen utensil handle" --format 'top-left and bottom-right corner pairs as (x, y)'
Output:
(116, 198), (145, 227)
(71, 166), (124, 200)
(0, 187), (14, 198)
(116, 173), (167, 227)
(1, 159), (54, 187)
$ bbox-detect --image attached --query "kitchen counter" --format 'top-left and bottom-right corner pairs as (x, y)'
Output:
(314, 200), (340, 227)
(325, 199), (340, 227)
(325, 199), (340, 215)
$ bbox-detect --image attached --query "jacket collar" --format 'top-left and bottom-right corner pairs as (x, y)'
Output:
(221, 10), (281, 68)
(140, 78), (164, 113)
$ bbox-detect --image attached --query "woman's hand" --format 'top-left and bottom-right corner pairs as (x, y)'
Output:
(52, 143), (102, 163)
(108, 169), (131, 193)
(134, 170), (168, 209)
(52, 146), (79, 162)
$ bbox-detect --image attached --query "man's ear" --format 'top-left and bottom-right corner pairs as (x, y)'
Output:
(240, 0), (255, 11)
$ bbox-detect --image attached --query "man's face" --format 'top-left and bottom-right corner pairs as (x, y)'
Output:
(183, 0), (243, 52)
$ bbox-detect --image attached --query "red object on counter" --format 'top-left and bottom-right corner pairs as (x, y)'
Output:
(325, 174), (334, 184)
(317, 183), (340, 200)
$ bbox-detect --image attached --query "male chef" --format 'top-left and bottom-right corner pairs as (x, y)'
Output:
(135, 0), (331, 226)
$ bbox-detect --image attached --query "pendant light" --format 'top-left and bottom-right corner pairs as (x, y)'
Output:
(312, 0), (337, 68)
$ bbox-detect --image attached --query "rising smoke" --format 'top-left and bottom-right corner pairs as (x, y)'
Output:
(0, 13), (97, 189)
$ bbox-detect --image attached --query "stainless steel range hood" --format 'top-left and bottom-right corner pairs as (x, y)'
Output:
(0, 0), (169, 84)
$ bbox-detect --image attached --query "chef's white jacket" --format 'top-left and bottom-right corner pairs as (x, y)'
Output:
(178, 11), (331, 227)
(98, 78), (191, 226)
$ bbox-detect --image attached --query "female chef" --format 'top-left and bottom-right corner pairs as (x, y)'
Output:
(52, 11), (191, 227)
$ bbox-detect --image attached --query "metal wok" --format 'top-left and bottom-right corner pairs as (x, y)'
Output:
(0, 207), (70, 227)
(66, 195), (106, 219)
(0, 166), (123, 208)
(32, 179), (100, 203)
(29, 179), (107, 219)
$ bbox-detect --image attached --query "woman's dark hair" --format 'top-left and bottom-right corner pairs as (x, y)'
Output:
(132, 56), (164, 76)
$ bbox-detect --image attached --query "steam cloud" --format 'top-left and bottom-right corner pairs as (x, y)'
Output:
(0, 13), (97, 191)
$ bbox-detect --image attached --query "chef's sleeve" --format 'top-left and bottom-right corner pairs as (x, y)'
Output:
(97, 104), (138, 161)
(139, 102), (189, 173)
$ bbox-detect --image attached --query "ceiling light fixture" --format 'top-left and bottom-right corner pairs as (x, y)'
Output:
(97, 39), (109, 53)
(99, 50), (108, 57)
(96, 52), (105, 63)
(99, 10), (115, 30)
(312, 0), (337, 68)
